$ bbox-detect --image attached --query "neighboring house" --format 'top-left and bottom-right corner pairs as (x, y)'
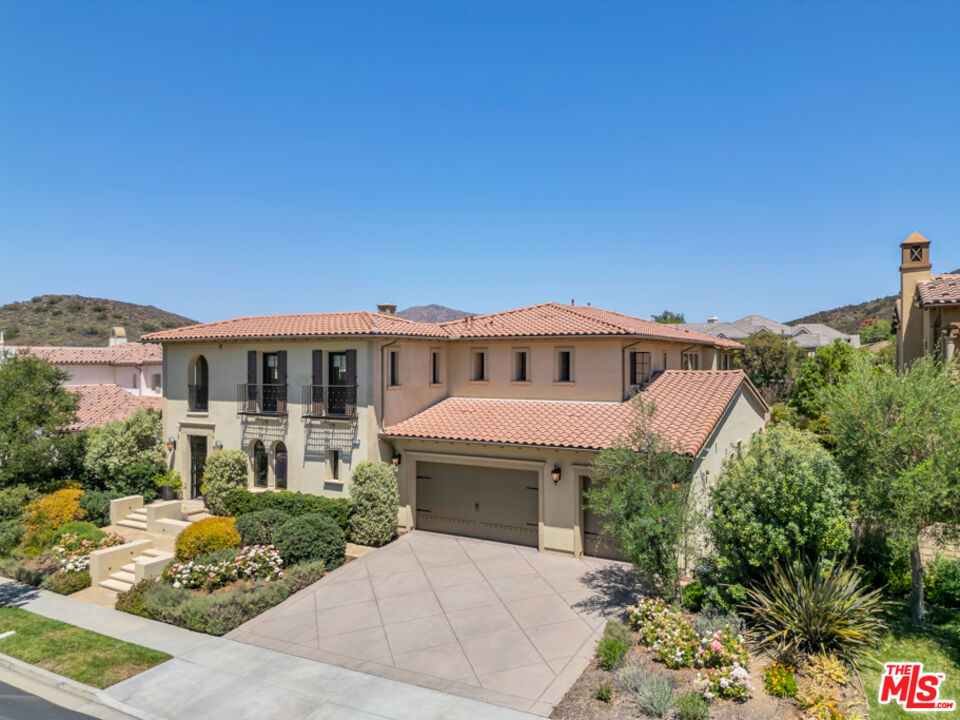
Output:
(680, 315), (860, 354)
(144, 301), (767, 558)
(0, 326), (163, 430)
(894, 232), (960, 369)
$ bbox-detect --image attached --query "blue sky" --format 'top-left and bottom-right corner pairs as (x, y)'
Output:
(1, 1), (958, 324)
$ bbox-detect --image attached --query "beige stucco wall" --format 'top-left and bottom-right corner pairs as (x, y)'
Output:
(57, 362), (163, 396)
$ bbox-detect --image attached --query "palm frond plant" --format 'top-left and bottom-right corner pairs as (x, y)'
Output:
(742, 557), (888, 669)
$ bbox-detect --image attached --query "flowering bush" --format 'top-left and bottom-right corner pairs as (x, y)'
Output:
(693, 628), (749, 670)
(695, 662), (753, 701)
(164, 545), (284, 592)
(51, 532), (124, 572)
(763, 662), (798, 697)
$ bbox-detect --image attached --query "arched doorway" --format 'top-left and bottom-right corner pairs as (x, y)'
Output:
(275, 442), (288, 490)
(252, 440), (268, 488)
(188, 355), (209, 411)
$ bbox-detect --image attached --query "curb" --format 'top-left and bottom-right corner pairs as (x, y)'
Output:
(0, 652), (166, 720)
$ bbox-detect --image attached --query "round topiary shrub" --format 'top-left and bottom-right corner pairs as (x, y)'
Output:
(349, 461), (398, 547)
(53, 521), (105, 545)
(175, 517), (241, 561)
(202, 450), (248, 515)
(276, 513), (345, 568)
(235, 509), (290, 547)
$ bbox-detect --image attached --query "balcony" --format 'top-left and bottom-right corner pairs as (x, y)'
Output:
(237, 383), (288, 416)
(188, 384), (209, 412)
(301, 384), (357, 419)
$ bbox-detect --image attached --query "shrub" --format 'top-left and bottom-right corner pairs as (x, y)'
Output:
(694, 606), (745, 638)
(694, 662), (753, 701)
(0, 553), (60, 586)
(275, 513), (345, 568)
(0, 485), (40, 521)
(595, 681), (612, 702)
(595, 636), (628, 671)
(0, 521), (23, 557)
(708, 425), (851, 594)
(24, 489), (85, 532)
(924, 555), (960, 608)
(53, 521), (105, 545)
(349, 461), (398, 546)
(742, 558), (887, 668)
(681, 580), (704, 611)
(617, 664), (675, 717)
(675, 692), (710, 720)
(77, 489), (122, 527)
(202, 450), (248, 515)
(221, 489), (351, 534)
(174, 517), (240, 561)
(83, 409), (164, 494)
(51, 531), (124, 572)
(796, 655), (852, 718)
(164, 545), (284, 592)
(235, 510), (290, 547)
(603, 617), (633, 647)
(763, 662), (798, 697)
(42, 569), (91, 595)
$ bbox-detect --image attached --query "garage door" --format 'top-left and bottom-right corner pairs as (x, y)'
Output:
(416, 462), (539, 546)
(582, 476), (625, 560)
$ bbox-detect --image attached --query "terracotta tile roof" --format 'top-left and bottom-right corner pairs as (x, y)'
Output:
(917, 274), (960, 307)
(439, 303), (743, 348)
(141, 312), (448, 342)
(12, 343), (161, 366)
(384, 370), (764, 455)
(65, 385), (161, 431)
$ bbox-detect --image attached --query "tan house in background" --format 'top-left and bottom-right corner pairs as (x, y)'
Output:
(144, 302), (767, 558)
(895, 232), (960, 369)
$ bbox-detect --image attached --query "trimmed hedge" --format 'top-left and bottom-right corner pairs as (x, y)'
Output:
(175, 517), (240, 561)
(52, 521), (105, 545)
(42, 569), (91, 595)
(78, 490), (122, 528)
(221, 489), (351, 535)
(349, 461), (398, 547)
(234, 510), (290, 547)
(275, 513), (346, 568)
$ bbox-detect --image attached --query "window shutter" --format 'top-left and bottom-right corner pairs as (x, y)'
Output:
(277, 351), (287, 385)
(345, 349), (357, 415)
(629, 352), (637, 385)
(312, 350), (323, 386)
(246, 350), (257, 409)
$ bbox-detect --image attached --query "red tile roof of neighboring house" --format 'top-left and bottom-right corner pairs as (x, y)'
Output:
(384, 370), (764, 455)
(917, 274), (960, 307)
(143, 303), (742, 349)
(65, 385), (162, 431)
(440, 303), (743, 348)
(141, 312), (449, 342)
(11, 343), (162, 366)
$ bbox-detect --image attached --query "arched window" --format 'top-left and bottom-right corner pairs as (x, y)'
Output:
(188, 355), (209, 411)
(275, 442), (287, 490)
(253, 440), (268, 488)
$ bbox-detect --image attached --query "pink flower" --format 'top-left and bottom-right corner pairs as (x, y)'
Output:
(710, 640), (722, 652)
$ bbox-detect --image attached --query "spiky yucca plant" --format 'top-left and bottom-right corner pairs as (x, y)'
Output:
(742, 558), (888, 668)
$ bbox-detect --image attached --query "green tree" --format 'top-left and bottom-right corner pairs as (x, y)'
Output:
(349, 461), (398, 547)
(790, 340), (864, 422)
(734, 332), (802, 403)
(651, 310), (685, 324)
(858, 318), (894, 345)
(708, 424), (851, 599)
(0, 351), (78, 486)
(83, 409), (164, 494)
(584, 398), (692, 600)
(202, 450), (248, 515)
(822, 354), (960, 627)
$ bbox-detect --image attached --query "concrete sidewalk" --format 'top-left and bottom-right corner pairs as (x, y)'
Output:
(0, 579), (539, 720)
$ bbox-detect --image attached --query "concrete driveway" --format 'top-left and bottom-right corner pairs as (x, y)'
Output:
(228, 531), (635, 716)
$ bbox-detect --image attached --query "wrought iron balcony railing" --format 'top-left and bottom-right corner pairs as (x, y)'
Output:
(301, 384), (357, 419)
(237, 383), (288, 416)
(188, 384), (209, 412)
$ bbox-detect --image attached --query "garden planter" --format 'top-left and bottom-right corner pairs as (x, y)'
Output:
(160, 486), (177, 501)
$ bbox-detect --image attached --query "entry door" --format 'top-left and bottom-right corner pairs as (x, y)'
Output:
(189, 436), (207, 498)
(582, 476), (625, 559)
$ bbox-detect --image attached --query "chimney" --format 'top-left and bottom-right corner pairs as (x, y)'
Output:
(898, 232), (932, 368)
(707, 316), (719, 324)
(109, 327), (128, 346)
(377, 303), (397, 317)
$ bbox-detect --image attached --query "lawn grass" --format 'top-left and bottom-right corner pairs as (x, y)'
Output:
(863, 602), (960, 718)
(0, 607), (170, 688)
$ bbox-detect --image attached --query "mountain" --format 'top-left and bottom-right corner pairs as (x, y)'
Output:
(0, 295), (196, 346)
(398, 304), (474, 323)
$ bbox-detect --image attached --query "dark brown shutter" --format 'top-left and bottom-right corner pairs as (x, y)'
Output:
(246, 350), (257, 410)
(629, 352), (637, 385)
(277, 351), (287, 411)
(345, 349), (357, 415)
(312, 350), (323, 385)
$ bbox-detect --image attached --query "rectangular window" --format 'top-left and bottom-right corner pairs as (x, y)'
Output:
(430, 350), (440, 385)
(682, 352), (700, 370)
(151, 373), (162, 391)
(632, 352), (651, 385)
(513, 349), (528, 382)
(132, 373), (139, 389)
(331, 450), (339, 480)
(718, 353), (733, 370)
(472, 350), (487, 381)
(389, 350), (400, 386)
(556, 349), (572, 382)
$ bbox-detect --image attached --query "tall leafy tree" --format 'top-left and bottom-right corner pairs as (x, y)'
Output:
(822, 354), (960, 627)
(791, 339), (866, 422)
(735, 332), (802, 403)
(651, 310), (685, 324)
(585, 398), (692, 600)
(0, 351), (78, 486)
(84, 408), (164, 495)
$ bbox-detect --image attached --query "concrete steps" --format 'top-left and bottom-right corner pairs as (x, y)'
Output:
(92, 539), (174, 594)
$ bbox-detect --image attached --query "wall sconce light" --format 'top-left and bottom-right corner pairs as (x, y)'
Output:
(550, 464), (562, 485)
(391, 452), (402, 466)
(166, 438), (176, 452)
(212, 441), (223, 451)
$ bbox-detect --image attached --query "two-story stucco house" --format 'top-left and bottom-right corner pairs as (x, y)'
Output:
(895, 232), (960, 369)
(144, 302), (767, 558)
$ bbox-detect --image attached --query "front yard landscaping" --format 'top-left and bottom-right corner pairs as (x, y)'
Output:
(0, 607), (170, 688)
